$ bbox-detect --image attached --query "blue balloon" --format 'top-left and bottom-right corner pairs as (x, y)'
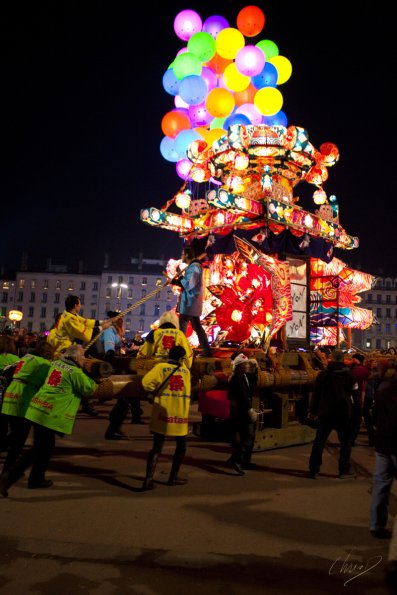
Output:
(174, 129), (202, 157)
(179, 75), (208, 106)
(262, 110), (288, 127)
(224, 113), (251, 129)
(251, 62), (278, 90)
(162, 68), (180, 96)
(160, 136), (180, 162)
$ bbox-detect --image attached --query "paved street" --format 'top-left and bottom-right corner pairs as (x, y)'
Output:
(0, 400), (394, 594)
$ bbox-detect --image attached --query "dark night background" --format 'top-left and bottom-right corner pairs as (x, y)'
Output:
(1, 1), (394, 276)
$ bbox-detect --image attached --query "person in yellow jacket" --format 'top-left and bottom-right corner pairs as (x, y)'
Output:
(137, 310), (193, 369)
(47, 295), (114, 357)
(141, 345), (191, 490)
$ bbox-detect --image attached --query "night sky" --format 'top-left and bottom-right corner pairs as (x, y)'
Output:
(2, 1), (394, 276)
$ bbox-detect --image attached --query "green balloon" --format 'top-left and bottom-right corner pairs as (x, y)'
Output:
(210, 116), (226, 130)
(173, 52), (202, 80)
(256, 39), (279, 60)
(188, 32), (216, 63)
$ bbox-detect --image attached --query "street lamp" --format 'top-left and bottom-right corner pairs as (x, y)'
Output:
(8, 309), (23, 330)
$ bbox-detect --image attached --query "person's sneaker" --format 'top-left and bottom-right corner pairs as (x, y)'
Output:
(28, 479), (53, 490)
(308, 471), (318, 479)
(229, 460), (245, 475)
(82, 404), (98, 417)
(339, 471), (357, 479)
(370, 528), (392, 539)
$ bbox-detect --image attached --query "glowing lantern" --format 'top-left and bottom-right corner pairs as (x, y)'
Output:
(313, 189), (327, 205)
(235, 45), (265, 77)
(234, 152), (250, 170)
(174, 10), (203, 42)
(8, 310), (23, 323)
(231, 309), (243, 322)
(236, 5), (265, 37)
(216, 27), (245, 60)
(175, 192), (192, 210)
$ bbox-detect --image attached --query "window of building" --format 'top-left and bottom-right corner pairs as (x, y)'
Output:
(0, 307), (6, 317)
(40, 322), (46, 332)
(386, 281), (392, 290)
(376, 339), (381, 349)
(377, 294), (382, 303)
(140, 304), (146, 316)
(386, 323), (391, 333)
(28, 306), (34, 317)
(42, 293), (47, 303)
(128, 277), (134, 285)
(167, 289), (173, 301)
(30, 279), (36, 289)
(139, 319), (144, 332)
(55, 280), (61, 290)
(92, 282), (98, 291)
(54, 294), (60, 304)
(118, 276), (123, 284)
(128, 289), (133, 299)
(27, 322), (32, 332)
(394, 324), (397, 333)
(19, 279), (25, 289)
(142, 277), (147, 286)
(155, 278), (162, 287)
(2, 281), (9, 289)
(107, 276), (112, 284)
(53, 307), (59, 319)
(41, 307), (46, 318)
(141, 289), (146, 298)
(17, 291), (23, 302)
(1, 292), (7, 303)
(155, 291), (161, 299)
(376, 308), (382, 318)
(367, 293), (372, 303)
(386, 295), (391, 304)
(366, 339), (372, 349)
(106, 288), (111, 299)
(386, 308), (391, 318)
(68, 281), (74, 291)
(154, 304), (160, 317)
(91, 310), (96, 319)
(125, 319), (131, 331)
(80, 281), (86, 290)
(29, 292), (36, 303)
(43, 279), (49, 290)
(79, 294), (85, 305)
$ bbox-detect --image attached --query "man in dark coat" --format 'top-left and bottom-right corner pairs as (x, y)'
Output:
(308, 349), (358, 479)
(369, 376), (397, 539)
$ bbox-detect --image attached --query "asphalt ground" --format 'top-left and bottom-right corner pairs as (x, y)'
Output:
(0, 400), (395, 595)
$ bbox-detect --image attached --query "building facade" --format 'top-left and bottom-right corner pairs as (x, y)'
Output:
(0, 257), (178, 338)
(352, 276), (397, 351)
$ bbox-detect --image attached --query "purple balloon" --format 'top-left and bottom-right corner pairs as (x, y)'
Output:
(202, 15), (229, 39)
(174, 10), (202, 42)
(201, 66), (218, 92)
(188, 102), (214, 127)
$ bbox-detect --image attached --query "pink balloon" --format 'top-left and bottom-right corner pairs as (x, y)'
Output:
(176, 158), (193, 180)
(235, 103), (263, 125)
(235, 45), (266, 77)
(201, 66), (218, 92)
(174, 10), (202, 42)
(188, 102), (214, 127)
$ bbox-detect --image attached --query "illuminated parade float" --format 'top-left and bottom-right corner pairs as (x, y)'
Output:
(140, 5), (374, 354)
(98, 5), (376, 448)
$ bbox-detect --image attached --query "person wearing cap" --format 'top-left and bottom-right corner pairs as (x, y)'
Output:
(227, 352), (259, 475)
(308, 349), (359, 479)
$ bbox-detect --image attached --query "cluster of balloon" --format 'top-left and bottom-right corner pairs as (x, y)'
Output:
(160, 5), (292, 179)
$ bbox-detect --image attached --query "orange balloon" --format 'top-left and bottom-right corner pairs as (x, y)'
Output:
(234, 84), (256, 106)
(161, 110), (191, 138)
(236, 6), (265, 37)
(205, 53), (232, 75)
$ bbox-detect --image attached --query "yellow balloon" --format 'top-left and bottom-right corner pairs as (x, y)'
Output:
(206, 88), (235, 118)
(204, 128), (226, 145)
(216, 27), (245, 60)
(268, 55), (292, 85)
(223, 63), (250, 93)
(254, 87), (283, 116)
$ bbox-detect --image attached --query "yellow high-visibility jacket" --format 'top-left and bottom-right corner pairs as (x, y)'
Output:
(142, 361), (191, 436)
(48, 310), (96, 356)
